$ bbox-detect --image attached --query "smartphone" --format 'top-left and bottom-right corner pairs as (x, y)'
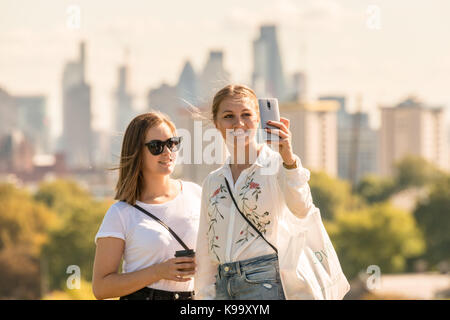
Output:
(174, 249), (195, 258)
(258, 98), (280, 141)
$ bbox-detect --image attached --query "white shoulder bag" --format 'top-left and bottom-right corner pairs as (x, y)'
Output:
(277, 205), (350, 300)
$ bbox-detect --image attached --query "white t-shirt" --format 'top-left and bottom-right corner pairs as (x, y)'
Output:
(95, 180), (201, 292)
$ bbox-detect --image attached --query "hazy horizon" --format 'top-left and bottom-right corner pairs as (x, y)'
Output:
(1, 0), (450, 140)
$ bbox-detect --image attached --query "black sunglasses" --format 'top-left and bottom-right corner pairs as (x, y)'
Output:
(145, 136), (182, 156)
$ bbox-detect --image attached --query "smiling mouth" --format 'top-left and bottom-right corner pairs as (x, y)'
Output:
(229, 129), (250, 137)
(158, 159), (174, 166)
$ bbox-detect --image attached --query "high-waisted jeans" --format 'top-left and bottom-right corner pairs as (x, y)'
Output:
(215, 253), (286, 300)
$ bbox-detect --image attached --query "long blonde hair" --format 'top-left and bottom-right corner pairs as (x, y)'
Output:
(211, 84), (259, 122)
(114, 111), (176, 205)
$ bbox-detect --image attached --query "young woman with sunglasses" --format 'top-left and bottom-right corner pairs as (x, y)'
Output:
(92, 111), (201, 300)
(194, 84), (319, 300)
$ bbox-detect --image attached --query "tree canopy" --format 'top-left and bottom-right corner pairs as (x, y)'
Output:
(413, 176), (450, 268)
(34, 179), (112, 291)
(327, 202), (425, 279)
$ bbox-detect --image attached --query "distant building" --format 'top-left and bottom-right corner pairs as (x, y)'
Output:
(177, 60), (199, 107)
(111, 64), (136, 162)
(252, 25), (286, 101)
(0, 87), (17, 137)
(92, 129), (112, 168)
(114, 65), (135, 134)
(61, 41), (93, 169)
(147, 83), (181, 126)
(199, 51), (230, 104)
(148, 59), (201, 127)
(319, 95), (378, 184)
(281, 101), (339, 177)
(14, 95), (50, 154)
(176, 107), (225, 185)
(0, 130), (34, 173)
(379, 97), (448, 176)
(148, 53), (230, 128)
(319, 96), (349, 129)
(286, 72), (307, 102)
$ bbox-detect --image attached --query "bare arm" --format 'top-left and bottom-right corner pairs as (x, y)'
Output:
(92, 237), (195, 300)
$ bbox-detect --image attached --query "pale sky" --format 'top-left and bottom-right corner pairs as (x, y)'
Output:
(1, 0), (449, 141)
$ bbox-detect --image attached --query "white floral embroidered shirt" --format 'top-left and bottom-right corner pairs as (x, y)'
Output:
(195, 143), (314, 299)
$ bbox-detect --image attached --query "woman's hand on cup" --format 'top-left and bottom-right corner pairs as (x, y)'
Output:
(156, 257), (196, 282)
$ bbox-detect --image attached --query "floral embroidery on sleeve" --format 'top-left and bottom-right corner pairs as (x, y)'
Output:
(235, 171), (271, 245)
(207, 184), (227, 262)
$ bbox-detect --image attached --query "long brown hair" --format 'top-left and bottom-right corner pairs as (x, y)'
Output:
(114, 111), (176, 205)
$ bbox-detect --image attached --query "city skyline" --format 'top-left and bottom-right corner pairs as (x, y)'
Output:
(1, 0), (450, 140)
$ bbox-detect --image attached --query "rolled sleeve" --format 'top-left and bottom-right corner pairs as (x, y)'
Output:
(278, 155), (315, 219)
(94, 205), (126, 245)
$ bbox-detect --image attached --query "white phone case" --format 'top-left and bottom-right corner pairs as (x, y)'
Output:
(258, 98), (280, 141)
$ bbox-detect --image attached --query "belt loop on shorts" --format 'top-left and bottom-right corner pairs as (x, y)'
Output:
(236, 261), (241, 276)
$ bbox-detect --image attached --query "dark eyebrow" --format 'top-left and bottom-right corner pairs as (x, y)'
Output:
(221, 108), (253, 114)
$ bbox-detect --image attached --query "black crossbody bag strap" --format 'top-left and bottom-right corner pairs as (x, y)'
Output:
(131, 203), (190, 251)
(224, 178), (278, 255)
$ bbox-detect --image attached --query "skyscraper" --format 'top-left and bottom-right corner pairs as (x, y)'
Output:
(114, 65), (135, 134)
(61, 42), (93, 169)
(15, 95), (49, 154)
(199, 51), (230, 104)
(319, 95), (378, 184)
(110, 64), (135, 163)
(177, 60), (199, 106)
(252, 25), (286, 100)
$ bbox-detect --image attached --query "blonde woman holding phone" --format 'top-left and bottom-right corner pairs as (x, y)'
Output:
(194, 84), (349, 300)
(92, 111), (201, 300)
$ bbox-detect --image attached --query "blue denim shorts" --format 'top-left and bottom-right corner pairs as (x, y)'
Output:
(215, 253), (286, 300)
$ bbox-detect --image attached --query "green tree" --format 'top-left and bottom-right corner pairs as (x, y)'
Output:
(309, 171), (363, 220)
(394, 155), (444, 190)
(327, 202), (425, 280)
(0, 183), (59, 299)
(35, 180), (112, 291)
(34, 179), (94, 220)
(413, 175), (450, 268)
(356, 156), (443, 205)
(356, 174), (396, 204)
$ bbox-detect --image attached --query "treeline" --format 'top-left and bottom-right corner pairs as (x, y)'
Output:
(310, 155), (450, 279)
(0, 180), (112, 299)
(0, 155), (448, 299)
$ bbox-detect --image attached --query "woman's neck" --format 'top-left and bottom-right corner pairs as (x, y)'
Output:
(139, 174), (176, 203)
(230, 142), (262, 169)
